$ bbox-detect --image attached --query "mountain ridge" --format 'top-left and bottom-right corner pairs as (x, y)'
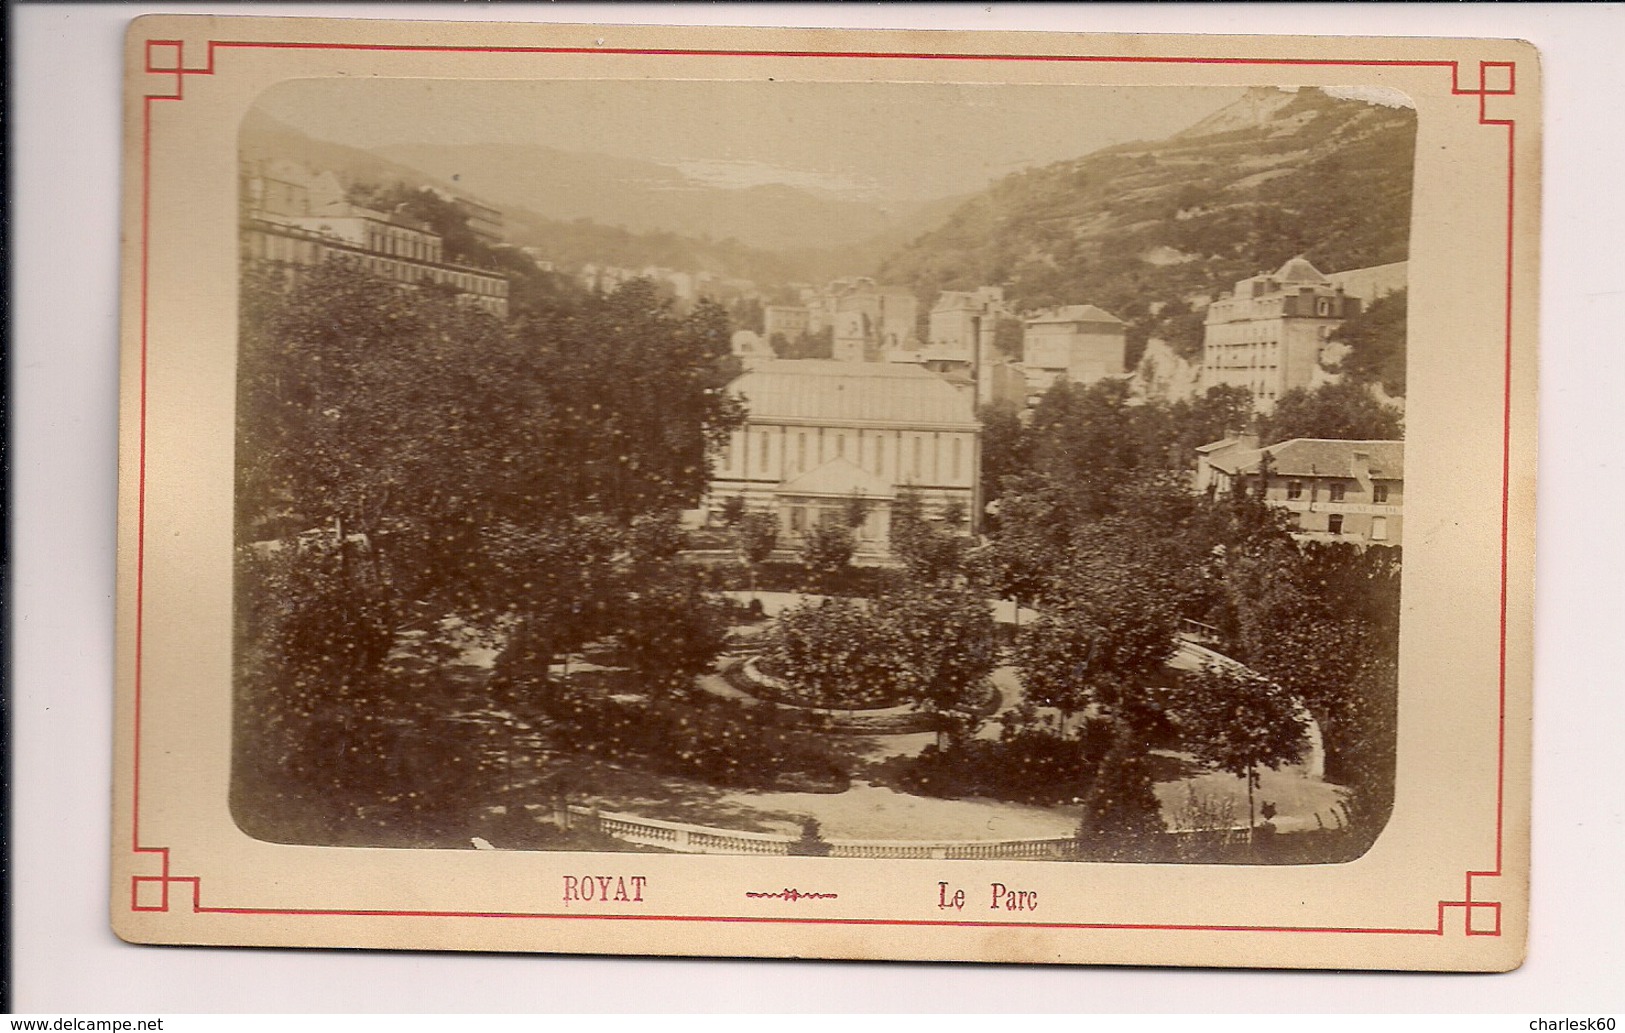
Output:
(876, 87), (1417, 329)
(372, 140), (948, 254)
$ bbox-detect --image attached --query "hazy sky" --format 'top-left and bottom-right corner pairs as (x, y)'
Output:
(253, 79), (1246, 203)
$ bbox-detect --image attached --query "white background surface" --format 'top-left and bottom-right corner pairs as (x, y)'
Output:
(11, 2), (1623, 1013)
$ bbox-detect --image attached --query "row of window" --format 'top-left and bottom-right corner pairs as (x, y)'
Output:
(246, 229), (508, 297)
(1199, 371), (1279, 404)
(1290, 513), (1391, 540)
(1283, 480), (1391, 504)
(352, 254), (507, 297)
(725, 427), (966, 485)
(365, 225), (442, 264)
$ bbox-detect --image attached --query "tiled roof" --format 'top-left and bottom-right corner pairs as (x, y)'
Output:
(730, 360), (980, 429)
(1274, 256), (1327, 284)
(1207, 438), (1404, 479)
(1026, 305), (1123, 325)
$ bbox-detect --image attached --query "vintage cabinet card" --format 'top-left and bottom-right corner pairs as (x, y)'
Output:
(114, 14), (1537, 971)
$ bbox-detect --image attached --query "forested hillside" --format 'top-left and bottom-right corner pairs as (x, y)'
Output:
(877, 88), (1416, 343)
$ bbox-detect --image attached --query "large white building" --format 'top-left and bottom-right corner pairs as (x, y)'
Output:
(1200, 256), (1364, 412)
(705, 360), (982, 554)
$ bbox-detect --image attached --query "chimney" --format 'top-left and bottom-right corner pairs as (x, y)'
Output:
(1352, 449), (1372, 487)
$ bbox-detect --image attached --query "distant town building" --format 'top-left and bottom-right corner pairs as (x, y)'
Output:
(1022, 304), (1127, 398)
(926, 287), (1005, 367)
(1200, 256), (1363, 413)
(1195, 435), (1403, 546)
(835, 287), (918, 359)
(240, 158), (347, 219)
(831, 310), (878, 363)
(763, 305), (811, 343)
(729, 329), (773, 369)
(240, 160), (509, 318)
(976, 359), (1029, 409)
(447, 194), (504, 245)
(706, 359), (982, 555)
(519, 247), (555, 272)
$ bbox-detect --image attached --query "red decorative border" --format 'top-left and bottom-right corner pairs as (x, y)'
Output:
(133, 40), (1521, 941)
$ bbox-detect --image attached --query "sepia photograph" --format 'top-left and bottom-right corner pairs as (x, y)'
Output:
(110, 16), (1536, 971)
(232, 77), (1413, 866)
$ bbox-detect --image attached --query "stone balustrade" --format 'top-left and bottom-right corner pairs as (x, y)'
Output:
(565, 805), (1079, 860)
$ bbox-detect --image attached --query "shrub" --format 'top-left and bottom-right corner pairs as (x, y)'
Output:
(887, 712), (1114, 806)
(537, 682), (849, 792)
(787, 817), (833, 857)
(763, 597), (906, 709)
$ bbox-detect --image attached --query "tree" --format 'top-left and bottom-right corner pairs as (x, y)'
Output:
(1012, 606), (1107, 728)
(617, 566), (731, 698)
(1076, 724), (1168, 852)
(977, 400), (1031, 509)
(800, 523), (856, 585)
(237, 261), (528, 602)
(485, 515), (626, 698)
(1023, 377), (1172, 521)
(733, 511), (779, 596)
(234, 255), (748, 838)
(627, 511), (687, 567)
(890, 487), (967, 585)
(736, 512), (779, 566)
(876, 583), (999, 746)
(1221, 540), (1401, 837)
(1012, 582), (1175, 732)
(1329, 289), (1407, 396)
(767, 597), (902, 709)
(515, 279), (745, 522)
(842, 492), (874, 530)
(974, 491), (1064, 620)
(1164, 663), (1309, 832)
(1014, 531), (1181, 722)
(1261, 379), (1403, 445)
(718, 496), (747, 527)
(992, 316), (1024, 359)
(1168, 385), (1255, 464)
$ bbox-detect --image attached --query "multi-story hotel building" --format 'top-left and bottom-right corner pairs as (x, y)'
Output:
(240, 159), (509, 318)
(1200, 257), (1363, 413)
(705, 360), (982, 555)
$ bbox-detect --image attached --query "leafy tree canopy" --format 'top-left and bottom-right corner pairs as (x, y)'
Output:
(1261, 379), (1403, 445)
(1329, 288), (1407, 396)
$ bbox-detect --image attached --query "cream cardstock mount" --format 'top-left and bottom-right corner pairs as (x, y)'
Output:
(114, 16), (1537, 971)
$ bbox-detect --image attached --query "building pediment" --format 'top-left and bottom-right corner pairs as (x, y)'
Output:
(777, 458), (896, 500)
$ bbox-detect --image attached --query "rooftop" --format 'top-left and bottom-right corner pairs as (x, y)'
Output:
(1026, 304), (1124, 326)
(1206, 438), (1404, 480)
(730, 360), (979, 429)
(1273, 255), (1328, 284)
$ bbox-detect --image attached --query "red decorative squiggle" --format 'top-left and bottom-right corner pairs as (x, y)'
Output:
(746, 889), (839, 903)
